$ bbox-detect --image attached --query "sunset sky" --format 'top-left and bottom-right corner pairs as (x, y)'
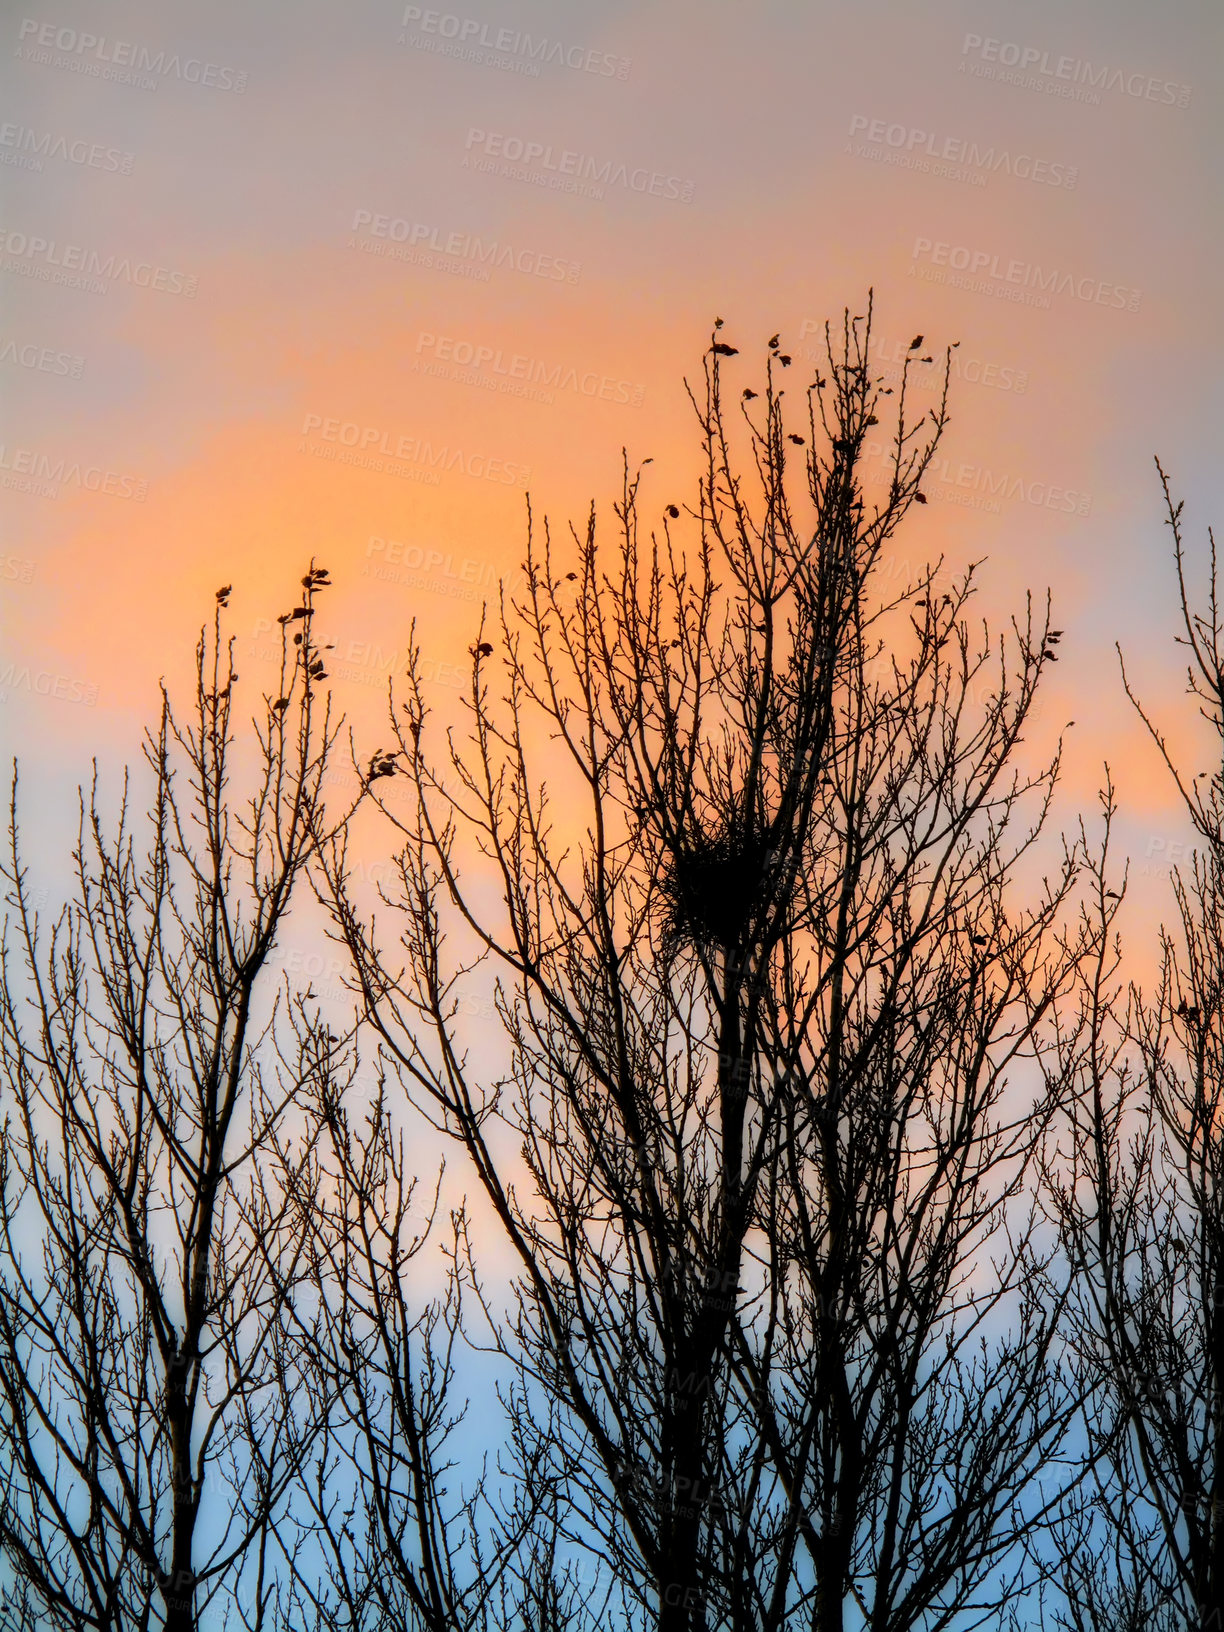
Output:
(3, 11), (1223, 1627)
(3, 0), (1221, 931)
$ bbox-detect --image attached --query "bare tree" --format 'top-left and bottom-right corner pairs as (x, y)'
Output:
(271, 1050), (552, 1632)
(0, 569), (348, 1631)
(321, 303), (1085, 1632)
(1043, 463), (1224, 1632)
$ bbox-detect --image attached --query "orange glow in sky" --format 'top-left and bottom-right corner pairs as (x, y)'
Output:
(2, 0), (1219, 950)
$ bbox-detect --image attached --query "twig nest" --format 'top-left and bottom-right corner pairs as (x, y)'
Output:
(660, 816), (776, 952)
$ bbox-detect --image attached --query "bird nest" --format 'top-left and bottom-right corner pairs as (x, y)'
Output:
(658, 815), (778, 954)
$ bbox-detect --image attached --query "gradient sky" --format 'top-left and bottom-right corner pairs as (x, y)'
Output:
(2, 8), (1222, 1624)
(2, 0), (1220, 951)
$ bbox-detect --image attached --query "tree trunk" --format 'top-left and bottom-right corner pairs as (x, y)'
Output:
(161, 1566), (197, 1632)
(164, 1348), (197, 1632)
(657, 995), (752, 1632)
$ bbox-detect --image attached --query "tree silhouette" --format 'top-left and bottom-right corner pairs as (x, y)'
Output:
(0, 572), (346, 1632)
(321, 302), (1087, 1632)
(1043, 464), (1224, 1632)
(271, 1058), (555, 1632)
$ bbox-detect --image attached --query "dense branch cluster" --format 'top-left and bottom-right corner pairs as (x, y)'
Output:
(0, 312), (1218, 1632)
